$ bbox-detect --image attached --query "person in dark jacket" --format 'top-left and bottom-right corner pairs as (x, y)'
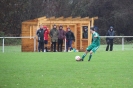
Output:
(58, 25), (65, 52)
(66, 27), (75, 52)
(49, 25), (59, 52)
(106, 26), (115, 51)
(83, 27), (88, 39)
(36, 25), (45, 52)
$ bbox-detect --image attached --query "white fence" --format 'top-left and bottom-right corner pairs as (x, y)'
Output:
(0, 36), (67, 53)
(100, 36), (133, 51)
(0, 36), (133, 53)
(0, 36), (36, 53)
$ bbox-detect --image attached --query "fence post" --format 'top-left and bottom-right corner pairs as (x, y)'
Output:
(122, 37), (124, 51)
(2, 37), (4, 53)
(34, 36), (36, 52)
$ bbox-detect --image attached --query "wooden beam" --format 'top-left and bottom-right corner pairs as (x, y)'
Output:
(72, 17), (81, 21)
(91, 18), (94, 27)
(65, 17), (72, 21)
(74, 24), (77, 49)
(55, 16), (64, 21)
(30, 26), (32, 39)
(80, 23), (82, 50)
(48, 16), (55, 20)
(22, 22), (37, 25)
(80, 17), (90, 21)
(93, 16), (98, 20)
(40, 21), (90, 24)
(22, 16), (96, 24)
(88, 21), (91, 45)
(37, 16), (47, 20)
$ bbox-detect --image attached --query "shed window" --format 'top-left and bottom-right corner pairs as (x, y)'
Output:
(82, 26), (88, 39)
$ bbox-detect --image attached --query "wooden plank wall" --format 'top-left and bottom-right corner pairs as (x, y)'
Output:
(76, 23), (81, 50)
(21, 23), (35, 52)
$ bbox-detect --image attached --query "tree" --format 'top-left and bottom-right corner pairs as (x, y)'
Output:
(0, 0), (133, 36)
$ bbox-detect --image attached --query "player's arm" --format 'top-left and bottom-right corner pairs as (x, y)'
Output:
(94, 33), (98, 38)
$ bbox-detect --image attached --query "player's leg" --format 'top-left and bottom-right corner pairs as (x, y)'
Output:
(60, 39), (63, 52)
(51, 42), (53, 52)
(40, 42), (43, 52)
(88, 51), (93, 61)
(53, 42), (56, 52)
(44, 40), (48, 52)
(80, 50), (89, 61)
(106, 39), (110, 51)
(42, 42), (44, 52)
(66, 40), (69, 52)
(69, 40), (73, 51)
(88, 46), (99, 61)
(68, 40), (71, 51)
(38, 42), (41, 52)
(80, 45), (92, 61)
(57, 39), (60, 52)
(110, 39), (113, 51)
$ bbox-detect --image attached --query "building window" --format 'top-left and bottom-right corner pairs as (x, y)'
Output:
(82, 26), (88, 39)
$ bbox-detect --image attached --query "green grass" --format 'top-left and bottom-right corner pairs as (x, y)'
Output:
(0, 51), (133, 88)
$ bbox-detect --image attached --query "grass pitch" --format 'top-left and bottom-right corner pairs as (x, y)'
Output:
(0, 51), (133, 88)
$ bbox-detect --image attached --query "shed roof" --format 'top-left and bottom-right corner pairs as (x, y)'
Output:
(22, 16), (98, 24)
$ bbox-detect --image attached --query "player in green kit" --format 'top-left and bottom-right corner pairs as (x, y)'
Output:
(78, 27), (100, 61)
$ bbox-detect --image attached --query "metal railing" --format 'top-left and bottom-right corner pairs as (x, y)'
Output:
(0, 36), (133, 53)
(0, 36), (36, 53)
(100, 36), (133, 51)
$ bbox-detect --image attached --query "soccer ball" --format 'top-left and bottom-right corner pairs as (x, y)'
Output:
(75, 56), (81, 61)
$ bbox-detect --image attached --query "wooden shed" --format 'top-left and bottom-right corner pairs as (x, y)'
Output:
(21, 16), (98, 52)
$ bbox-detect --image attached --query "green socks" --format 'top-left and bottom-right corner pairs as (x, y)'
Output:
(88, 54), (92, 61)
(81, 54), (92, 61)
(81, 54), (86, 60)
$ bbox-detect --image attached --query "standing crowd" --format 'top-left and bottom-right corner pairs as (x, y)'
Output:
(36, 24), (75, 52)
(37, 24), (115, 53)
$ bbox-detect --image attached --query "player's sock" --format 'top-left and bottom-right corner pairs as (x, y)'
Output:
(88, 54), (92, 61)
(81, 53), (86, 60)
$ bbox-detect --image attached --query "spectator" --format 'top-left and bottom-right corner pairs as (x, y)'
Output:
(83, 27), (88, 39)
(43, 26), (49, 52)
(36, 25), (45, 52)
(66, 27), (75, 52)
(49, 25), (58, 52)
(106, 26), (115, 51)
(58, 25), (65, 52)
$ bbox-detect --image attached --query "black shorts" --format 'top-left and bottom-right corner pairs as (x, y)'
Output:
(44, 40), (48, 44)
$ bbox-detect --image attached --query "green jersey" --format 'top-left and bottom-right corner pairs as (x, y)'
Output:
(91, 32), (100, 46)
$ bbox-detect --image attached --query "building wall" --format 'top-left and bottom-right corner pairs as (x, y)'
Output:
(21, 23), (36, 52)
